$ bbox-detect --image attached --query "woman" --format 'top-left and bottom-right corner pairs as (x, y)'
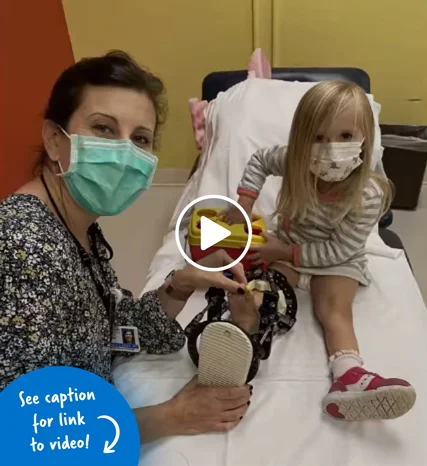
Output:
(123, 329), (136, 345)
(0, 51), (258, 441)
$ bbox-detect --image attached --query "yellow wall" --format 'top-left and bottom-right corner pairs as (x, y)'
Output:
(252, 0), (273, 61)
(62, 0), (253, 169)
(62, 0), (426, 168)
(271, 0), (427, 125)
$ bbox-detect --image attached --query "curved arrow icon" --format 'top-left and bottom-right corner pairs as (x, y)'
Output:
(98, 415), (121, 454)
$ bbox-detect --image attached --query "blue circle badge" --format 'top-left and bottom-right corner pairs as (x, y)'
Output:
(0, 367), (140, 465)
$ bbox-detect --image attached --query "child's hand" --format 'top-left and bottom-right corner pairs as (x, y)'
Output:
(222, 206), (247, 225)
(247, 232), (293, 265)
(222, 195), (255, 225)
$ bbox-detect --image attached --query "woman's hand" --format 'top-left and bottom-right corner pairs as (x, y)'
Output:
(247, 232), (293, 266)
(134, 378), (252, 442)
(166, 377), (252, 435)
(228, 291), (260, 334)
(222, 195), (255, 225)
(174, 250), (247, 295)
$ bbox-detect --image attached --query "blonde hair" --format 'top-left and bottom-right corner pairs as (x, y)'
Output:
(276, 80), (393, 223)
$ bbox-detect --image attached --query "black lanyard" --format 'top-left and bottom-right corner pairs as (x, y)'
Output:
(41, 175), (115, 339)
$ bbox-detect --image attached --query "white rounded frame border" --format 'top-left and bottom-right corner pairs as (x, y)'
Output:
(175, 194), (253, 272)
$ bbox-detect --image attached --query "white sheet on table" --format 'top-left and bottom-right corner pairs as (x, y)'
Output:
(114, 253), (427, 466)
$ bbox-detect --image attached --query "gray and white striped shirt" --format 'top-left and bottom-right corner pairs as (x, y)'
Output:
(237, 145), (384, 271)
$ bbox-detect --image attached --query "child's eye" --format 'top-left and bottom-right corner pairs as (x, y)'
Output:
(341, 132), (353, 141)
(315, 135), (324, 142)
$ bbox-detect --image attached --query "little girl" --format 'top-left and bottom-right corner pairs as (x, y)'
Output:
(225, 80), (416, 421)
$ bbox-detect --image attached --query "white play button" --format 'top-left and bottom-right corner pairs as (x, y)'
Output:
(200, 216), (231, 251)
(175, 194), (253, 272)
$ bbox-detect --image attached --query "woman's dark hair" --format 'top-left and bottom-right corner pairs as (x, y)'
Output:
(36, 50), (167, 172)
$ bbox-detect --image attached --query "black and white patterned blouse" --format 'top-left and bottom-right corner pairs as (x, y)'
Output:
(0, 194), (185, 392)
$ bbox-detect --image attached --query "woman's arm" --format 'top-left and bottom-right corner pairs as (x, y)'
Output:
(0, 230), (64, 391)
(115, 290), (186, 354)
(133, 402), (174, 443)
(0, 302), (51, 392)
(115, 250), (248, 353)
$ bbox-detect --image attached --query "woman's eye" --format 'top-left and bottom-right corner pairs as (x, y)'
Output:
(133, 135), (151, 147)
(94, 124), (113, 135)
(342, 132), (353, 141)
(315, 135), (324, 142)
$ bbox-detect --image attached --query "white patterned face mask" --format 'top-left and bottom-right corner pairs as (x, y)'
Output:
(310, 141), (363, 182)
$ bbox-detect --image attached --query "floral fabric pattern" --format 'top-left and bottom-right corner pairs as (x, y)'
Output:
(0, 194), (185, 392)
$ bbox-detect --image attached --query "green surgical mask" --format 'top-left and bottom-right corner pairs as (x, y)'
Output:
(58, 129), (158, 216)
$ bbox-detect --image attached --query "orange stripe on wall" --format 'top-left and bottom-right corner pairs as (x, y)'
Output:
(0, 0), (74, 199)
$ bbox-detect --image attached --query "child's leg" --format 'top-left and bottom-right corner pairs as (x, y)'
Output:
(310, 275), (359, 356)
(311, 275), (416, 421)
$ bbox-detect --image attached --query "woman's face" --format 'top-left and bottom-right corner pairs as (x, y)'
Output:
(124, 331), (133, 343)
(45, 85), (157, 170)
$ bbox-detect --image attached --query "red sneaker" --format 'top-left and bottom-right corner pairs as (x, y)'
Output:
(323, 367), (416, 421)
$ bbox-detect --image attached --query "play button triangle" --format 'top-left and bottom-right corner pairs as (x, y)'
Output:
(200, 216), (231, 251)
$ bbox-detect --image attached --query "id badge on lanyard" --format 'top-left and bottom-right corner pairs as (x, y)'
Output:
(109, 288), (141, 353)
